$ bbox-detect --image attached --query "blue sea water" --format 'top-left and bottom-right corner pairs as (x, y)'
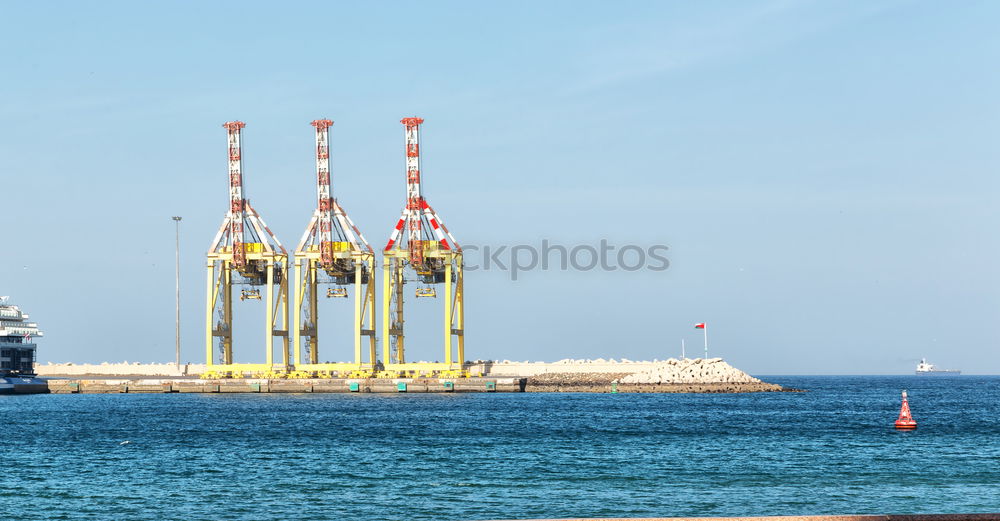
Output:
(1, 376), (998, 520)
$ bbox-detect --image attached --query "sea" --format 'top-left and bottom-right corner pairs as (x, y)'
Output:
(1, 375), (998, 520)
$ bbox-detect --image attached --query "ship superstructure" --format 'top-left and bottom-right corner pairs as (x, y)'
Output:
(915, 358), (960, 375)
(0, 297), (42, 377)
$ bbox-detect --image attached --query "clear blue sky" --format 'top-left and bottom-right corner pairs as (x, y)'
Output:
(2, 1), (997, 374)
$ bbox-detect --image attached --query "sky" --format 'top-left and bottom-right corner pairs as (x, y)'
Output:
(1, 1), (998, 374)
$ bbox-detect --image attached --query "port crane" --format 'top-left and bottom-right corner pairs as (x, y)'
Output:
(204, 121), (289, 378)
(291, 119), (376, 377)
(382, 117), (465, 376)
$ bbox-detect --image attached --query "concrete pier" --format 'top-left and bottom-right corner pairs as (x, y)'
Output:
(44, 377), (525, 394)
(33, 359), (788, 393)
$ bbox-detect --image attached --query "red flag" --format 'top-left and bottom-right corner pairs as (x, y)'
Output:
(694, 323), (706, 329)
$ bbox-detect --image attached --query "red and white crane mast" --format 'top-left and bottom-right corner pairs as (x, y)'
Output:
(314, 118), (336, 267)
(404, 117), (425, 266)
(224, 121), (248, 268)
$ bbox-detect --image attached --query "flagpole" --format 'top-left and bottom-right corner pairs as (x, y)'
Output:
(703, 325), (708, 359)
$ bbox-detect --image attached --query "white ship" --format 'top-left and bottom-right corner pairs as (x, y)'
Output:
(0, 296), (47, 394)
(915, 358), (960, 376)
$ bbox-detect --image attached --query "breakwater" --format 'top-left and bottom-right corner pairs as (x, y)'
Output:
(517, 358), (786, 392)
(35, 361), (202, 377)
(524, 371), (787, 393)
(35, 357), (786, 393)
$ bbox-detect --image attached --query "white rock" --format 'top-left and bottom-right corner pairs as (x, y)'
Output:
(620, 358), (761, 385)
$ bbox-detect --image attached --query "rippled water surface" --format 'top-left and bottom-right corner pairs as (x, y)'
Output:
(2, 376), (999, 520)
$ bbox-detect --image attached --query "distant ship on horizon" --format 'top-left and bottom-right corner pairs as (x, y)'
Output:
(915, 358), (960, 376)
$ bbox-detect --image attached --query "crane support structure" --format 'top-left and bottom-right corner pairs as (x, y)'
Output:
(382, 117), (465, 377)
(291, 119), (376, 377)
(204, 121), (290, 378)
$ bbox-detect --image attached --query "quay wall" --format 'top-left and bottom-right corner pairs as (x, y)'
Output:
(46, 377), (524, 394)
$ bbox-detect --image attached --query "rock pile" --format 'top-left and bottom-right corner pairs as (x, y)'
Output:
(619, 358), (762, 385)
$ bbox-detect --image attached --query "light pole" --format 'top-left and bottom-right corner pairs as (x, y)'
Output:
(172, 216), (182, 371)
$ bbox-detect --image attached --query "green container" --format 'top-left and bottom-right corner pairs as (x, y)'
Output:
(397, 382), (407, 392)
(349, 382), (360, 392)
(250, 383), (261, 392)
(485, 381), (497, 392)
(443, 381), (455, 391)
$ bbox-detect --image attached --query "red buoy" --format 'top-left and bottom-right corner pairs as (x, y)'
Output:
(895, 390), (917, 430)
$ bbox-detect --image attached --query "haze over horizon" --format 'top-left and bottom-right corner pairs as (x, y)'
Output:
(2, 1), (997, 374)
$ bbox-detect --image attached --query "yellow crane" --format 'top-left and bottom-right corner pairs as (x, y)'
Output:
(291, 120), (376, 377)
(381, 117), (465, 377)
(203, 122), (289, 378)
